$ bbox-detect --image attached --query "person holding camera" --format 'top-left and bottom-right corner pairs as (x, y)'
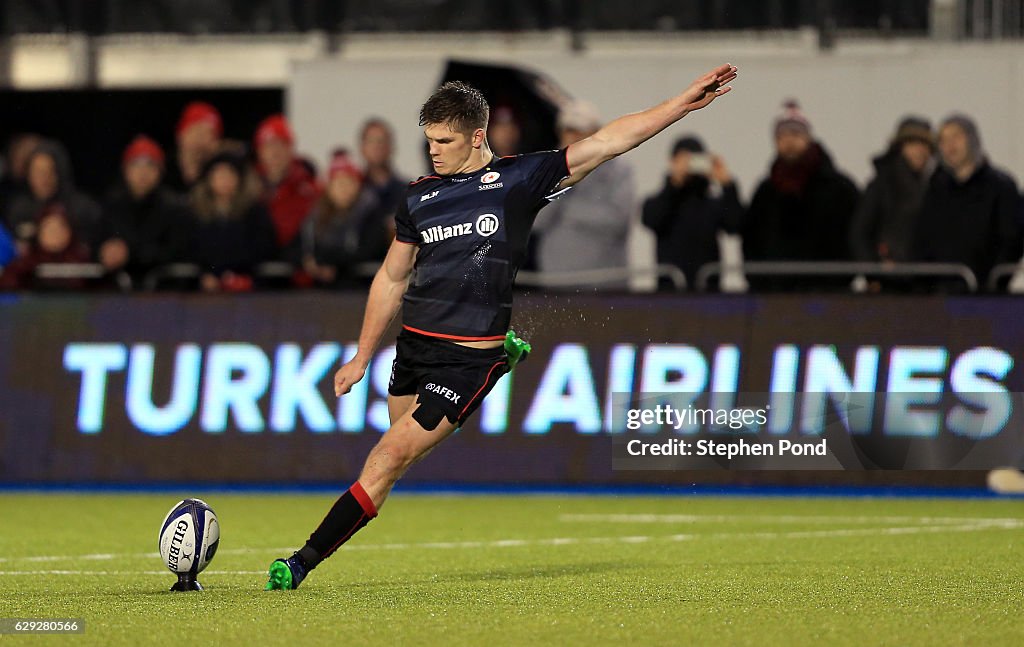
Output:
(641, 135), (743, 290)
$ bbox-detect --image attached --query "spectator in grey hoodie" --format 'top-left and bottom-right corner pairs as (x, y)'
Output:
(533, 100), (635, 288)
(914, 114), (1021, 290)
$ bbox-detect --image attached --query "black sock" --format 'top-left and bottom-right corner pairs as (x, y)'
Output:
(301, 481), (378, 567)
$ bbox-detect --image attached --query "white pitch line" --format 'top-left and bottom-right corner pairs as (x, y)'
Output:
(4, 514), (1015, 565)
(708, 521), (1024, 541)
(559, 513), (1024, 526)
(1, 518), (1020, 575)
(0, 570), (266, 576)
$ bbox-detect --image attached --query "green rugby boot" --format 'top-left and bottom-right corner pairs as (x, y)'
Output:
(264, 555), (308, 590)
(504, 330), (532, 369)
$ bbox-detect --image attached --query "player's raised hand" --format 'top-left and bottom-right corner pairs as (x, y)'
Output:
(681, 64), (738, 112)
(334, 360), (367, 397)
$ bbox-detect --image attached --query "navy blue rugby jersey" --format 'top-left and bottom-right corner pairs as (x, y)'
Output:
(395, 149), (570, 341)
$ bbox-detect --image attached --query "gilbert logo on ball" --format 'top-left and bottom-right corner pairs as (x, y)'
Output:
(158, 498), (220, 592)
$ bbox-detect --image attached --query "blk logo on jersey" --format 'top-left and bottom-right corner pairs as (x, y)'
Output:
(420, 190), (440, 202)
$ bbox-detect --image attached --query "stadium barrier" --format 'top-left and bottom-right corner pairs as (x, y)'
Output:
(984, 262), (1024, 293)
(516, 265), (686, 291)
(695, 261), (980, 293)
(2, 291), (1022, 486)
(2, 261), (1012, 296)
(33, 263), (133, 292)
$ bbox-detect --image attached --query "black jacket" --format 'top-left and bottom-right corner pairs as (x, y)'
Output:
(301, 189), (387, 275)
(189, 203), (277, 276)
(743, 143), (860, 261)
(5, 140), (102, 249)
(100, 185), (191, 278)
(850, 148), (933, 262)
(914, 161), (1021, 285)
(642, 175), (743, 288)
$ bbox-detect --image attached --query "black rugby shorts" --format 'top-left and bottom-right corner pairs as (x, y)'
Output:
(388, 329), (510, 426)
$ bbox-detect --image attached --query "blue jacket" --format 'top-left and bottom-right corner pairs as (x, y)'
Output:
(0, 223), (15, 266)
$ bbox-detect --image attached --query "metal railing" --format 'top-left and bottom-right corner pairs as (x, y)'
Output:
(34, 262), (132, 291)
(985, 262), (1024, 292)
(696, 261), (979, 292)
(140, 261), (383, 291)
(9, 260), (1017, 295)
(957, 0), (1024, 38)
(516, 265), (686, 291)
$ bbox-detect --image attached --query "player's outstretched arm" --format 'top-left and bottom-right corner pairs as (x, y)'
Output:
(333, 240), (417, 396)
(561, 63), (737, 188)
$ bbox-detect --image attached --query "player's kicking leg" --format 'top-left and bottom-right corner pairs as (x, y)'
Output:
(266, 330), (523, 590)
(265, 396), (458, 590)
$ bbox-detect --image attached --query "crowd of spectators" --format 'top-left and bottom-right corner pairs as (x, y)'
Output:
(557, 99), (1020, 293)
(1, 97), (1022, 293)
(0, 102), (406, 292)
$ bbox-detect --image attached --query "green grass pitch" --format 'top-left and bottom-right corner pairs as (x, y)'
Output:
(1, 492), (1022, 646)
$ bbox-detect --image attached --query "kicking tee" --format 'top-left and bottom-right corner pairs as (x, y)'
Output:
(394, 149), (570, 341)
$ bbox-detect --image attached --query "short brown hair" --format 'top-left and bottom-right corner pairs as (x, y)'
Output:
(419, 81), (489, 134)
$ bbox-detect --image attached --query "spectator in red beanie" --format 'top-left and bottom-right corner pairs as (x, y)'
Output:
(254, 113), (320, 256)
(167, 101), (224, 193)
(97, 135), (191, 285)
(300, 149), (386, 286)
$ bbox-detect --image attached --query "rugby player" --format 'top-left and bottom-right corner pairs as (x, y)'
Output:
(266, 63), (738, 589)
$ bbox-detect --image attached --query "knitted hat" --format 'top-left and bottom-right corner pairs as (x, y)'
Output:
(254, 114), (294, 148)
(891, 116), (934, 150)
(176, 101), (223, 138)
(774, 99), (812, 137)
(122, 135), (165, 167)
(328, 149), (363, 182)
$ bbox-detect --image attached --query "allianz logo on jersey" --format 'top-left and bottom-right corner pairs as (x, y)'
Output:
(420, 214), (500, 243)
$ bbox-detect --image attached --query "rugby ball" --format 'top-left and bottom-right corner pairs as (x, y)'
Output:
(158, 498), (220, 576)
